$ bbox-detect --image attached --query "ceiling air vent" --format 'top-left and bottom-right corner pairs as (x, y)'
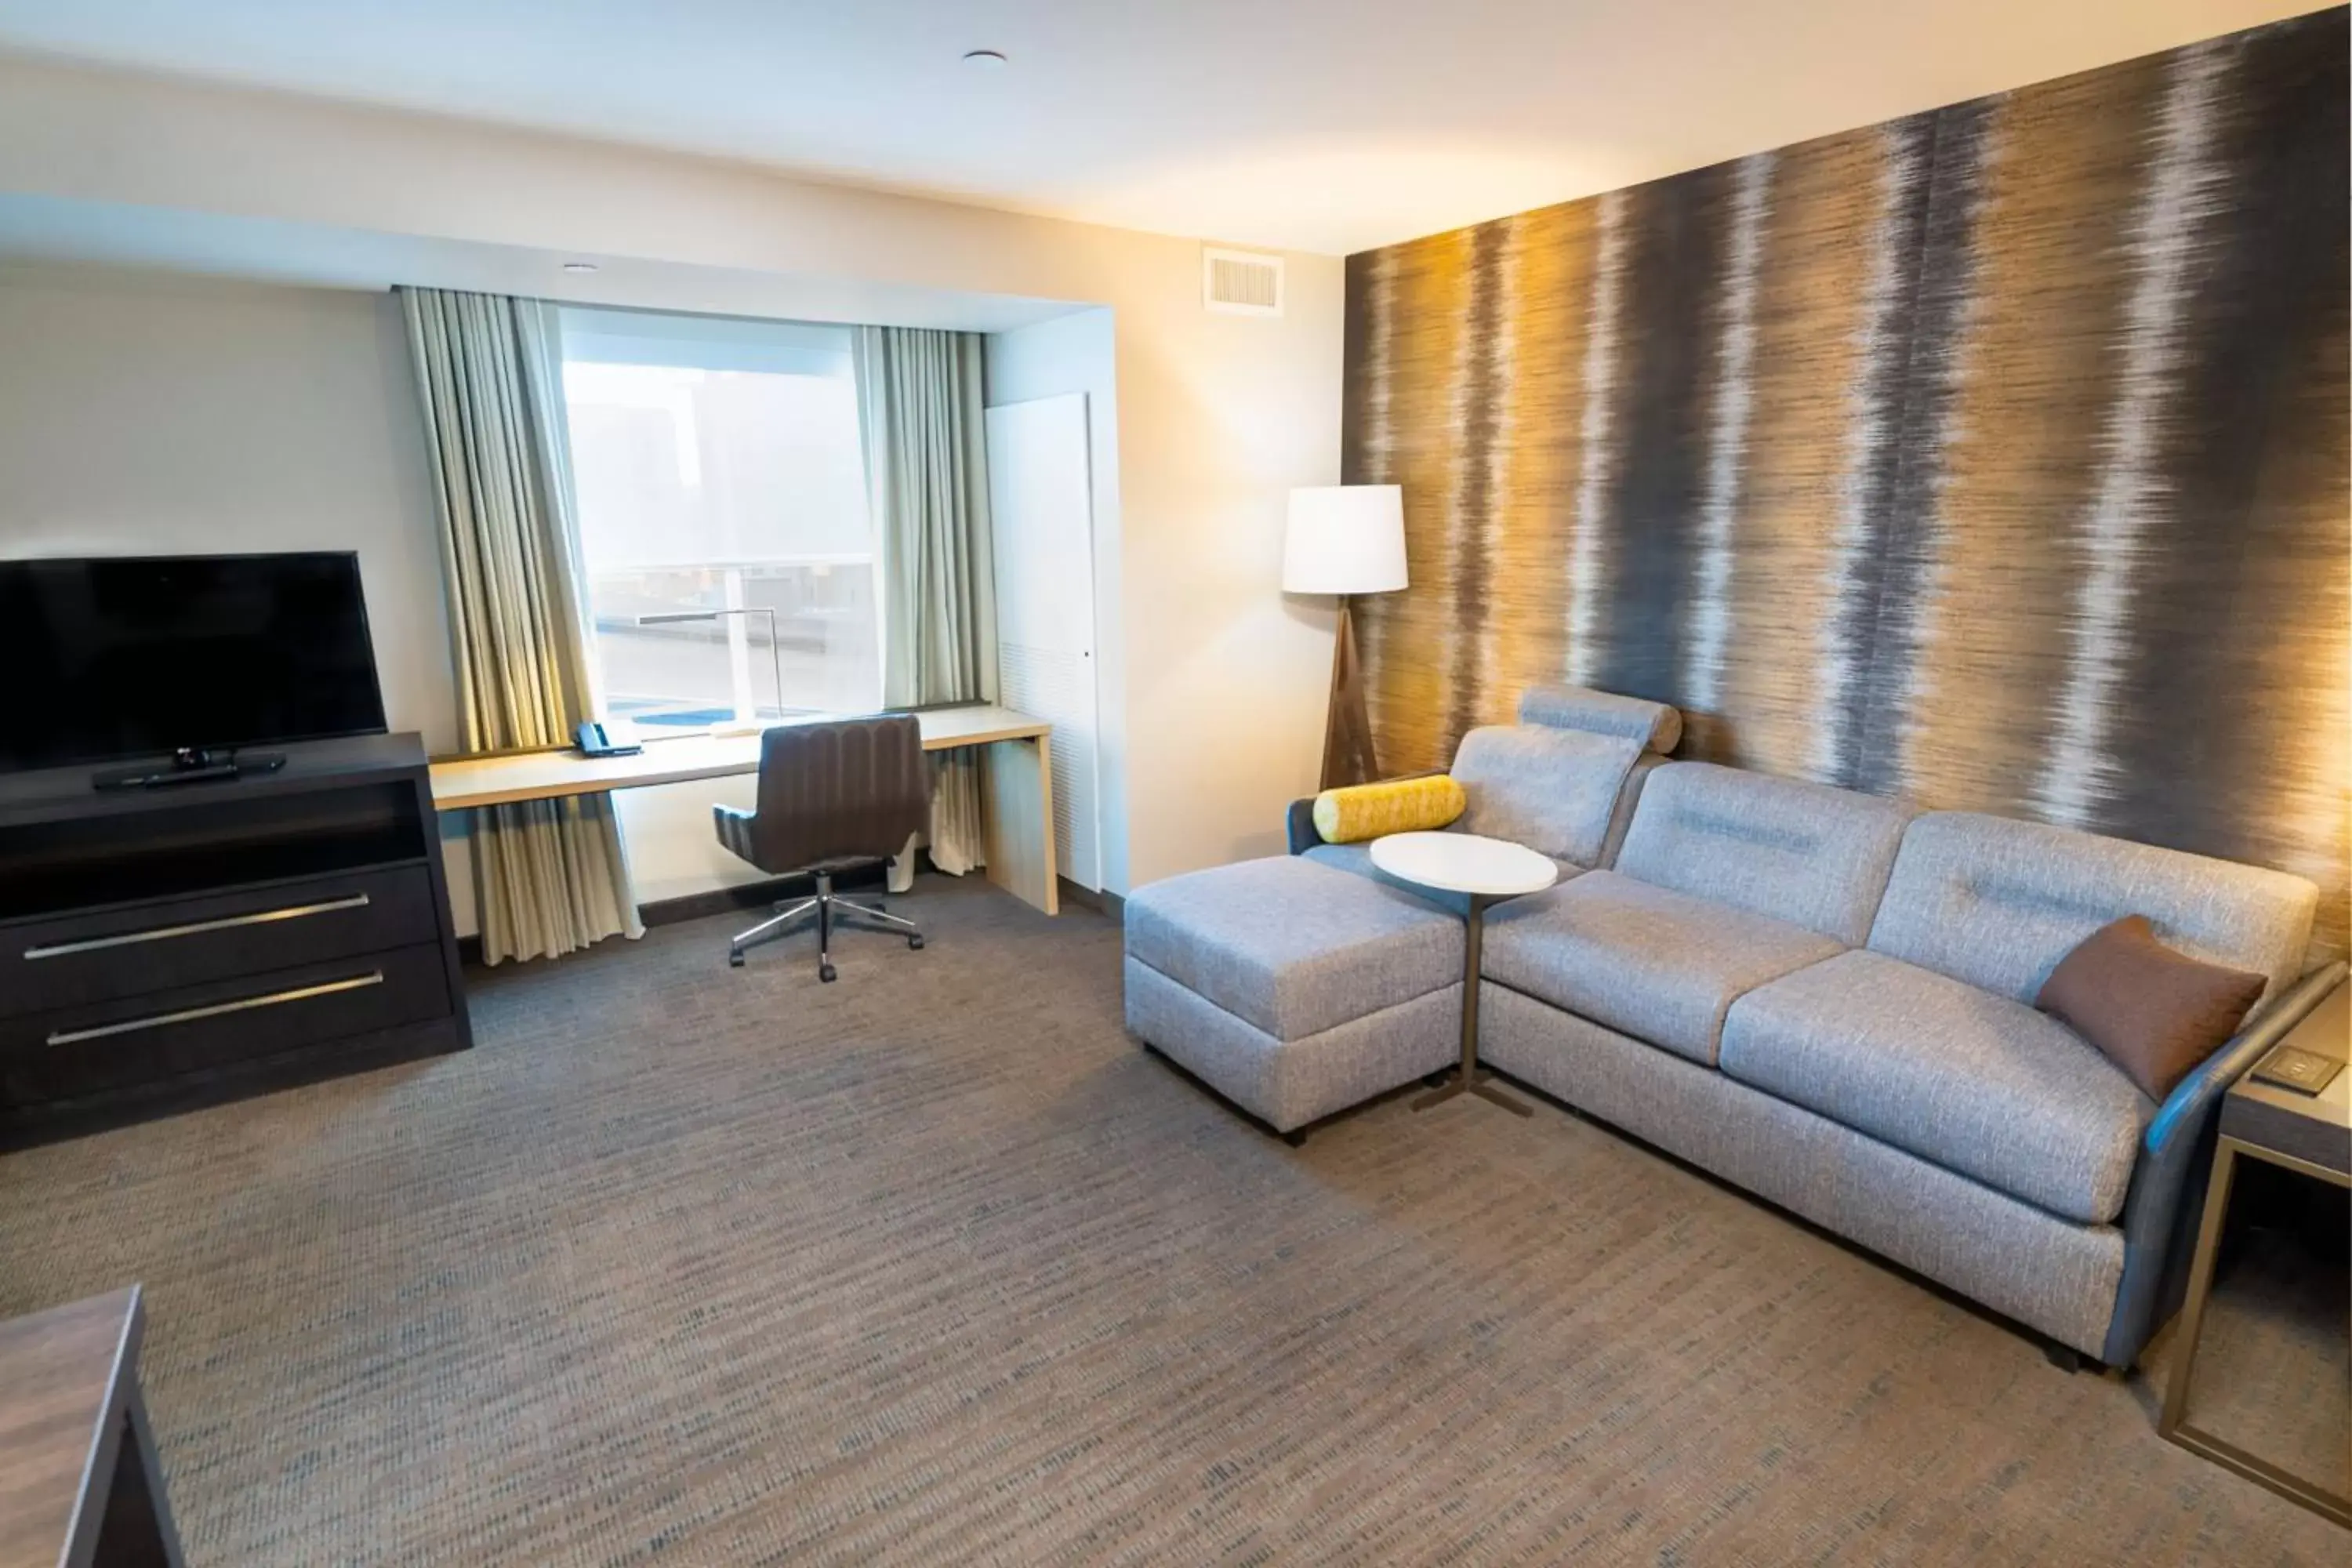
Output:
(1203, 246), (1283, 317)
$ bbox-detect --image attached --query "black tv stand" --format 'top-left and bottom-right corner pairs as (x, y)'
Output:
(91, 748), (289, 793)
(0, 732), (470, 1149)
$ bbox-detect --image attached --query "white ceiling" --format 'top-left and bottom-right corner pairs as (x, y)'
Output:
(0, 0), (2323, 255)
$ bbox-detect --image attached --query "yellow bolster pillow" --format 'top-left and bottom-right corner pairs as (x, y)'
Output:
(1312, 775), (1467, 844)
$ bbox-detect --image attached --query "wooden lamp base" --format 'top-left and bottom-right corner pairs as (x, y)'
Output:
(1319, 595), (1381, 790)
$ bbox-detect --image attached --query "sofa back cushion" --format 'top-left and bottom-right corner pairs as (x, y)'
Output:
(1868, 812), (2318, 1007)
(1517, 684), (1682, 752)
(1613, 762), (1911, 945)
(1451, 725), (1641, 868)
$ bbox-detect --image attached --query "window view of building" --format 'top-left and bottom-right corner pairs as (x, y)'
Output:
(559, 310), (877, 731)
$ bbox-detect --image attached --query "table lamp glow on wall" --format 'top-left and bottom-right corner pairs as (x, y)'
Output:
(1284, 485), (1407, 789)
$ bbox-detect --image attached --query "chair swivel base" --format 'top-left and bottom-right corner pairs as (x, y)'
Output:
(728, 870), (923, 980)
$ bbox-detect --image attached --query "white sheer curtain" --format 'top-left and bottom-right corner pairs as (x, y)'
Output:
(853, 326), (998, 875)
(402, 288), (643, 963)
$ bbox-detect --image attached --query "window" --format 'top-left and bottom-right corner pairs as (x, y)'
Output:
(558, 308), (878, 733)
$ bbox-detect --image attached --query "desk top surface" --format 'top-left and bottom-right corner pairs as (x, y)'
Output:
(0, 1286), (141, 1568)
(2225, 979), (2350, 1177)
(430, 704), (1048, 812)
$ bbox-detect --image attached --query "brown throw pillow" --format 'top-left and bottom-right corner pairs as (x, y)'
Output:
(2037, 916), (2266, 1101)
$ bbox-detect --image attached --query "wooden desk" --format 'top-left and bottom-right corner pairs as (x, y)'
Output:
(0, 1285), (187, 1568)
(429, 704), (1059, 915)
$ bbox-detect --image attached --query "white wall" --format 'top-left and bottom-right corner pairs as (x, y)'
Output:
(0, 262), (796, 935)
(0, 54), (1346, 899)
(0, 263), (455, 753)
(983, 308), (1127, 893)
(0, 262), (499, 935)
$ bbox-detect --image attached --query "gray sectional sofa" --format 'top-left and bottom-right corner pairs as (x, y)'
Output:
(1123, 856), (1466, 1136)
(1125, 684), (2336, 1368)
(1287, 685), (1681, 898)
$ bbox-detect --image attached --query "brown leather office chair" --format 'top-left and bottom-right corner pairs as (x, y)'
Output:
(713, 714), (931, 979)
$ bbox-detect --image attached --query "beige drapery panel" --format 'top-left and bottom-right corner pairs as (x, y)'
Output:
(853, 326), (999, 874)
(401, 288), (642, 964)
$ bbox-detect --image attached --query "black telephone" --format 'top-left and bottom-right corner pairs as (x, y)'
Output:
(575, 717), (644, 757)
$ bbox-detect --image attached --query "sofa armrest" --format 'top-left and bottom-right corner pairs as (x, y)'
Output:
(1285, 797), (1323, 855)
(2100, 958), (2346, 1365)
(2146, 964), (2345, 1156)
(2154, 968), (2333, 1152)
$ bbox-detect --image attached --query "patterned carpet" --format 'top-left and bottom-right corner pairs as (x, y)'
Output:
(0, 876), (2342, 1565)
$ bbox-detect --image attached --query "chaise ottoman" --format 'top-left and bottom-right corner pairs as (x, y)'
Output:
(1123, 856), (1464, 1138)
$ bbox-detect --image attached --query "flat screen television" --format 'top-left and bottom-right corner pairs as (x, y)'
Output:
(0, 552), (388, 774)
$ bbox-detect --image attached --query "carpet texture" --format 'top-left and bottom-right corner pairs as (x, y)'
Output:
(0, 876), (2341, 1565)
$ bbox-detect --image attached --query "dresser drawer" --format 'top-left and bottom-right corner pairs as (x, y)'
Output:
(0, 943), (452, 1105)
(0, 866), (441, 1019)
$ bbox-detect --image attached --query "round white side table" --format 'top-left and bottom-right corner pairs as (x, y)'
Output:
(1369, 831), (1559, 1117)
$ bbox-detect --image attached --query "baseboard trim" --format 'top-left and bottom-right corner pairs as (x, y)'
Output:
(1057, 879), (1123, 918)
(458, 852), (1102, 963)
(639, 862), (901, 929)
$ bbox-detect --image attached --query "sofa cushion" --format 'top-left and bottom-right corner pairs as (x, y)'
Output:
(2037, 915), (2267, 1101)
(1483, 870), (1843, 1066)
(1613, 762), (1911, 945)
(1599, 753), (1668, 871)
(1868, 811), (2318, 1007)
(1125, 958), (1460, 1134)
(1124, 856), (1461, 1040)
(1719, 949), (2152, 1225)
(1516, 684), (1682, 752)
(1451, 724), (1641, 867)
(1479, 985), (2128, 1357)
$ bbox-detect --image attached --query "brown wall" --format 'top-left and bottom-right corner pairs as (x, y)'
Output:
(1343, 8), (2350, 956)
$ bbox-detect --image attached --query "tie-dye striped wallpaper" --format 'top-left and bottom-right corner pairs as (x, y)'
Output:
(1341, 8), (2350, 957)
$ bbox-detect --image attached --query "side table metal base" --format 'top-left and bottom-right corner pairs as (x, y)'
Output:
(1410, 891), (1533, 1118)
(1412, 1071), (1533, 1116)
(2159, 1134), (2352, 1526)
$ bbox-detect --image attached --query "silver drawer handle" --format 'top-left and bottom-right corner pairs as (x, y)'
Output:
(25, 895), (373, 960)
(45, 971), (385, 1047)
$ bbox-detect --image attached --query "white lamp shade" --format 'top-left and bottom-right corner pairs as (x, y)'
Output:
(1283, 485), (1408, 594)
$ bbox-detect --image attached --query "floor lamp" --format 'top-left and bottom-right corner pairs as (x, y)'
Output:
(1284, 485), (1408, 790)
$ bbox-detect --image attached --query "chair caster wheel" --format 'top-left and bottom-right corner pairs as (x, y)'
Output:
(728, 951), (745, 968)
(908, 935), (924, 950)
(819, 963), (837, 983)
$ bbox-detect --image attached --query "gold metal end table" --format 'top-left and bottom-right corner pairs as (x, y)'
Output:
(2159, 976), (2350, 1526)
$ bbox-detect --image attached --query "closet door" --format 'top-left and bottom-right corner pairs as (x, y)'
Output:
(985, 393), (1102, 891)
